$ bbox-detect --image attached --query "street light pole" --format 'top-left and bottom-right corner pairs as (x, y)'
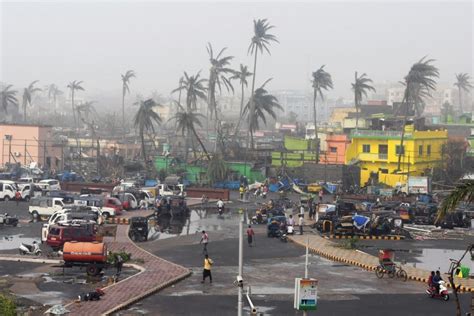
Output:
(238, 211), (244, 316)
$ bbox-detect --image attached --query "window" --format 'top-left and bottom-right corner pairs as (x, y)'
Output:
(380, 169), (389, 174)
(378, 145), (388, 159)
(396, 145), (405, 155)
(427, 145), (431, 156)
(330, 147), (337, 153)
(362, 144), (371, 153)
(418, 145), (423, 156)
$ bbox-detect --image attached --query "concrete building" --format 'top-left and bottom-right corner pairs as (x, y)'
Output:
(0, 123), (63, 169)
(320, 134), (350, 165)
(345, 126), (448, 187)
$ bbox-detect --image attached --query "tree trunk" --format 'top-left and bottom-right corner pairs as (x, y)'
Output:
(140, 128), (147, 166)
(248, 51), (258, 149)
(355, 71), (358, 130)
(396, 91), (409, 171)
(313, 88), (319, 163)
(122, 88), (126, 137)
(232, 83), (246, 141)
(71, 91), (77, 130)
(23, 97), (27, 122)
(191, 126), (211, 160)
(96, 138), (100, 177)
(458, 87), (463, 114)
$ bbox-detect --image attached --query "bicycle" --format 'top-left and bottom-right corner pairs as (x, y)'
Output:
(375, 263), (407, 281)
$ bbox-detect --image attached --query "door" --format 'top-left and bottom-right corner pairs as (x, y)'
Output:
(378, 145), (388, 159)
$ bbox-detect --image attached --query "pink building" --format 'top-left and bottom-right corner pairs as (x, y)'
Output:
(320, 134), (350, 164)
(0, 123), (63, 169)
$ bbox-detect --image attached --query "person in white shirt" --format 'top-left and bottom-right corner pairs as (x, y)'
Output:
(287, 214), (295, 226)
(298, 215), (304, 235)
(200, 230), (209, 254)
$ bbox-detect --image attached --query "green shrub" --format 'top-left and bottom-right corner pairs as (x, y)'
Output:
(0, 294), (16, 316)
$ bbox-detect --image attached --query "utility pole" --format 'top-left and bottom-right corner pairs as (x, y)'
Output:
(303, 236), (309, 316)
(238, 210), (244, 316)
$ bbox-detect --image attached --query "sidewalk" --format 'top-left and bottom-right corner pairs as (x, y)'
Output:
(289, 233), (474, 292)
(65, 225), (191, 315)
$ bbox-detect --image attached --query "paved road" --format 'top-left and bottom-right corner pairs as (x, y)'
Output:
(120, 208), (471, 315)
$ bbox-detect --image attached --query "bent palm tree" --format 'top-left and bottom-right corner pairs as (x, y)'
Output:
(437, 180), (474, 222)
(172, 72), (207, 111)
(248, 18), (279, 148)
(207, 43), (234, 121)
(231, 64), (252, 135)
(171, 109), (210, 160)
(121, 70), (136, 134)
(22, 80), (41, 122)
(67, 80), (85, 129)
(396, 57), (439, 171)
(242, 79), (283, 145)
(352, 72), (375, 129)
(312, 66), (333, 162)
(133, 99), (162, 164)
(76, 101), (97, 123)
(0, 85), (18, 114)
(454, 73), (473, 114)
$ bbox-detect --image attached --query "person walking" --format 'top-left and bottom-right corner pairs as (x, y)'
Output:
(239, 186), (245, 200)
(319, 189), (324, 203)
(200, 230), (209, 254)
(299, 203), (305, 217)
(201, 254), (213, 284)
(246, 225), (255, 247)
(116, 254), (123, 276)
(299, 214), (304, 235)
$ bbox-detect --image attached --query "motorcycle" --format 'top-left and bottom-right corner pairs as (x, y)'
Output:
(218, 206), (224, 216)
(19, 241), (42, 256)
(0, 213), (18, 227)
(279, 229), (288, 242)
(426, 281), (449, 301)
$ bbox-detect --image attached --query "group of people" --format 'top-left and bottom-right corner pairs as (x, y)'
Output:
(428, 270), (443, 293)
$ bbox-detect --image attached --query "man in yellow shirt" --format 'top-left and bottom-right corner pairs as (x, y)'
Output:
(201, 254), (213, 284)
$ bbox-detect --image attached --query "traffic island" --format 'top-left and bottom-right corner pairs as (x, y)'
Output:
(289, 233), (474, 293)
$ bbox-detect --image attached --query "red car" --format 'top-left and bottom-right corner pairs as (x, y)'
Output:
(104, 197), (123, 215)
(46, 224), (98, 250)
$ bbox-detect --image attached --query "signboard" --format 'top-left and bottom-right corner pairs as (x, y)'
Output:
(294, 278), (318, 311)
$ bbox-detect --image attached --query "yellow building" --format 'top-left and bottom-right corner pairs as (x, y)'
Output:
(345, 127), (448, 187)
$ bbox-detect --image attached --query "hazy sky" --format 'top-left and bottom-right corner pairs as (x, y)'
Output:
(1, 1), (473, 100)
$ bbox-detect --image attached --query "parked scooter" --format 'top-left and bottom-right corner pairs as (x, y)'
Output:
(426, 281), (449, 301)
(0, 213), (18, 226)
(19, 241), (42, 256)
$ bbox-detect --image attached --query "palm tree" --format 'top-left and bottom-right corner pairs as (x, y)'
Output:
(76, 101), (97, 123)
(172, 72), (207, 111)
(67, 80), (85, 129)
(242, 79), (283, 145)
(454, 73), (473, 114)
(207, 155), (227, 185)
(247, 18), (279, 148)
(47, 84), (63, 115)
(121, 70), (136, 134)
(207, 43), (234, 121)
(352, 72), (375, 129)
(22, 80), (41, 121)
(171, 108), (210, 160)
(133, 98), (162, 165)
(0, 85), (18, 114)
(231, 64), (252, 135)
(311, 65), (333, 162)
(396, 57), (439, 171)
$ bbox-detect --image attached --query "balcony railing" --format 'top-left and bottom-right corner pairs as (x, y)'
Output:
(378, 153), (388, 159)
(351, 130), (412, 138)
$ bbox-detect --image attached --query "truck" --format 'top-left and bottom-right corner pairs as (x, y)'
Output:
(62, 241), (108, 276)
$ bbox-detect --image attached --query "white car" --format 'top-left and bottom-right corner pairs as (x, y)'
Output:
(38, 179), (61, 191)
(29, 197), (65, 220)
(0, 182), (16, 201)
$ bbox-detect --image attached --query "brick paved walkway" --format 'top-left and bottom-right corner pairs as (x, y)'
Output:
(66, 224), (190, 315)
(290, 234), (474, 292)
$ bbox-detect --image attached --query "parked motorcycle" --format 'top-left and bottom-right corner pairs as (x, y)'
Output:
(426, 281), (449, 301)
(0, 213), (18, 227)
(19, 241), (42, 256)
(279, 230), (288, 242)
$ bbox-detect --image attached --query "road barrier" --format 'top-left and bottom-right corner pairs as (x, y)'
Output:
(326, 235), (404, 240)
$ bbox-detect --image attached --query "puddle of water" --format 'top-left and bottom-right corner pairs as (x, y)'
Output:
(169, 290), (204, 296)
(0, 235), (41, 250)
(19, 291), (66, 305)
(408, 248), (473, 273)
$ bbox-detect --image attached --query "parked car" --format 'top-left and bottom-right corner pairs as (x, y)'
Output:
(46, 223), (98, 250)
(74, 195), (116, 218)
(29, 197), (65, 220)
(103, 197), (123, 214)
(41, 208), (98, 242)
(38, 179), (61, 191)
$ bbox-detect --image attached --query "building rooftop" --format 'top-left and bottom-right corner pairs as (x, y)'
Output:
(0, 123), (53, 128)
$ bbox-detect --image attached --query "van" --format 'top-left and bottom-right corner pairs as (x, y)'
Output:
(38, 179), (61, 191)
(46, 223), (98, 250)
(0, 182), (16, 201)
(29, 197), (65, 220)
